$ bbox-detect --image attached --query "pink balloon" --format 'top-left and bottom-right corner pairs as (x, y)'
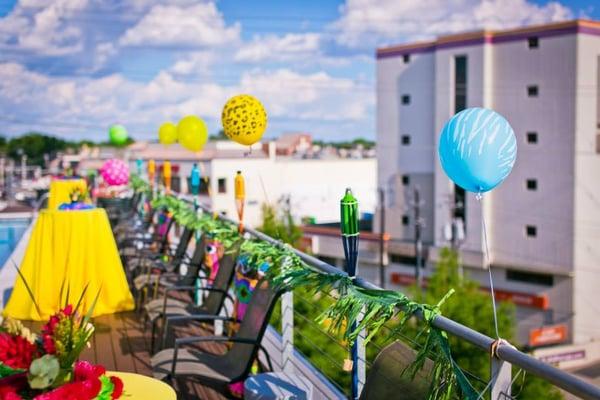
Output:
(100, 159), (129, 186)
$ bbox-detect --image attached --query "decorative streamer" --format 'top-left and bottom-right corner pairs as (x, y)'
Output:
(234, 171), (245, 232)
(146, 191), (482, 400)
(163, 161), (172, 194)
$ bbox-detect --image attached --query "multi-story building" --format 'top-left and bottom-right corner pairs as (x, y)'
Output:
(375, 19), (600, 348)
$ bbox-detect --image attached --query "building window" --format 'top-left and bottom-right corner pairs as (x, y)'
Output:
(528, 37), (539, 49)
(390, 253), (423, 267)
(526, 225), (537, 237)
(401, 94), (411, 105)
(506, 269), (553, 286)
(527, 85), (539, 97)
(401, 135), (411, 145)
(403, 54), (410, 63)
(526, 179), (537, 190)
(402, 215), (410, 226)
(527, 132), (538, 144)
(454, 55), (467, 113)
(401, 175), (410, 185)
(217, 178), (227, 193)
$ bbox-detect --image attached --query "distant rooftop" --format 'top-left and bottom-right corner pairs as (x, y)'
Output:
(377, 19), (600, 59)
(128, 141), (268, 161)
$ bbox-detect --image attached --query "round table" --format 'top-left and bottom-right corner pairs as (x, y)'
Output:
(244, 372), (313, 400)
(3, 208), (134, 320)
(108, 371), (176, 400)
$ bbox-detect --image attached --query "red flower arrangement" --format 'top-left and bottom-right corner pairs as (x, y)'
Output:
(0, 305), (124, 400)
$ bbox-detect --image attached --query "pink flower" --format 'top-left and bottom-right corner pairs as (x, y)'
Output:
(74, 361), (105, 381)
(0, 333), (38, 369)
(0, 384), (23, 400)
(62, 305), (73, 316)
(34, 379), (101, 400)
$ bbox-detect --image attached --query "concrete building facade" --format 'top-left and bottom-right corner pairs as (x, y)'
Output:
(375, 20), (600, 347)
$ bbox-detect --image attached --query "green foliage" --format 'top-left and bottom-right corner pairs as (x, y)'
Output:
(6, 133), (75, 166)
(0, 361), (24, 378)
(258, 199), (302, 248)
(313, 137), (375, 150)
(416, 248), (563, 399)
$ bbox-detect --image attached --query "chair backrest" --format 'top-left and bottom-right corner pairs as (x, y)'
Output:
(202, 253), (237, 315)
(158, 215), (176, 253)
(359, 340), (433, 400)
(172, 227), (194, 261)
(178, 237), (206, 287)
(224, 280), (283, 381)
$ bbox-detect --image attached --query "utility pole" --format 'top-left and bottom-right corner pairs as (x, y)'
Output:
(378, 188), (385, 289)
(413, 187), (423, 292)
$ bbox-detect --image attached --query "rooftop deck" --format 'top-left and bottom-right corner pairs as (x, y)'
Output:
(21, 312), (227, 400)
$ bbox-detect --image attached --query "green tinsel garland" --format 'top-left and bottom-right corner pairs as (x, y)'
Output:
(137, 190), (479, 400)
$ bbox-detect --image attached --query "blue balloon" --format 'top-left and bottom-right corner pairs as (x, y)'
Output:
(438, 108), (517, 193)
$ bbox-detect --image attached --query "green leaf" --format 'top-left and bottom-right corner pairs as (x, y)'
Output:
(28, 355), (60, 389)
(95, 374), (115, 400)
(0, 361), (24, 378)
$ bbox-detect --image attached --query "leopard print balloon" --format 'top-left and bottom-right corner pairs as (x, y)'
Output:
(221, 94), (267, 146)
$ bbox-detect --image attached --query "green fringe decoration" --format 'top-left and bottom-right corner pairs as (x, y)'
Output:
(133, 191), (479, 400)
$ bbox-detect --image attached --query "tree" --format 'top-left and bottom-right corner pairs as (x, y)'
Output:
(6, 133), (74, 166)
(258, 196), (302, 247)
(416, 248), (562, 399)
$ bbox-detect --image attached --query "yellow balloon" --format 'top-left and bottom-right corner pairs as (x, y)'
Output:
(221, 94), (267, 146)
(158, 122), (178, 145)
(177, 116), (208, 152)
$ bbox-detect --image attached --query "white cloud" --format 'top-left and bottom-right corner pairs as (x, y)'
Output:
(235, 33), (321, 62)
(119, 3), (240, 47)
(333, 0), (573, 47)
(0, 0), (88, 56)
(238, 69), (372, 122)
(0, 62), (372, 139)
(168, 52), (216, 76)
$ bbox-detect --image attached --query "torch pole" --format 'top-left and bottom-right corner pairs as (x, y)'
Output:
(341, 188), (360, 399)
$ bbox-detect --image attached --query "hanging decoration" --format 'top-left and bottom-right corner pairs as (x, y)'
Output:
(158, 122), (178, 146)
(108, 124), (128, 146)
(100, 159), (129, 186)
(177, 116), (208, 152)
(136, 159), (143, 176)
(232, 254), (269, 323)
(203, 238), (225, 286)
(234, 171), (245, 232)
(221, 94), (267, 146)
(438, 107), (517, 193)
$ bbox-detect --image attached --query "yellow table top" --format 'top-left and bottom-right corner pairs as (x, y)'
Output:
(3, 208), (134, 321)
(108, 371), (177, 400)
(48, 178), (88, 209)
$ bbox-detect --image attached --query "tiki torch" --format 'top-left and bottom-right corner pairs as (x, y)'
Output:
(234, 171), (245, 232)
(341, 188), (360, 399)
(148, 159), (156, 188)
(163, 161), (172, 194)
(190, 163), (201, 208)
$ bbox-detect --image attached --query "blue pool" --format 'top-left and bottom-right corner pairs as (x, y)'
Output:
(0, 218), (30, 269)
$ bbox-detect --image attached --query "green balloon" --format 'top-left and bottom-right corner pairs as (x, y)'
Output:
(109, 124), (128, 145)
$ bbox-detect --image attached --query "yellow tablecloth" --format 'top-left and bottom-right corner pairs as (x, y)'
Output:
(108, 372), (176, 400)
(3, 208), (134, 321)
(48, 179), (88, 209)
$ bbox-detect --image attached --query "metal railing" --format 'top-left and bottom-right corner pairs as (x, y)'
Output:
(173, 194), (600, 399)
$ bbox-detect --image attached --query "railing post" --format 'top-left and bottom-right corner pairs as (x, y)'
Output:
(356, 315), (366, 396)
(281, 291), (294, 374)
(490, 355), (512, 399)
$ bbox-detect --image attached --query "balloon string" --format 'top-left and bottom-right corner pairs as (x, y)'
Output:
(478, 192), (500, 339)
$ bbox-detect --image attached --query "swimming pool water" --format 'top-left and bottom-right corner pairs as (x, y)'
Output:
(0, 218), (30, 269)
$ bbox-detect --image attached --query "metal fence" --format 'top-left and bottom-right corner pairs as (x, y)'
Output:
(173, 194), (600, 400)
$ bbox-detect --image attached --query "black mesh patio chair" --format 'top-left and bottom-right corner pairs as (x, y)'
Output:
(145, 249), (238, 352)
(132, 226), (196, 305)
(151, 279), (282, 395)
(359, 340), (434, 400)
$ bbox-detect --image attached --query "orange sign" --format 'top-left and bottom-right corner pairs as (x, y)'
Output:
(530, 325), (568, 347)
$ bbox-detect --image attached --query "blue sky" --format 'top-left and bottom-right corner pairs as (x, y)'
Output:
(0, 0), (597, 141)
